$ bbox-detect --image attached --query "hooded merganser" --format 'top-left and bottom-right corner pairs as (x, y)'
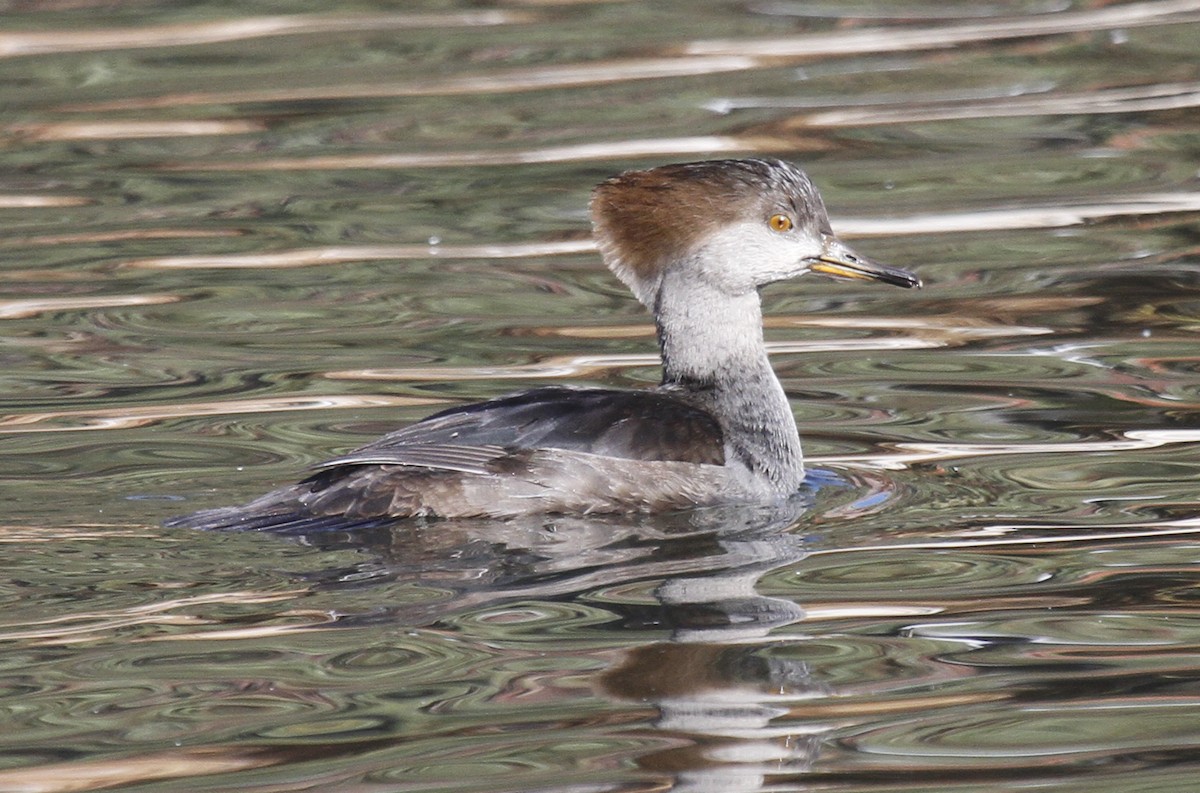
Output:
(169, 158), (919, 529)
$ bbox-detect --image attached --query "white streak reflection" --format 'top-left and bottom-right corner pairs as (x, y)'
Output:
(813, 429), (1200, 471)
(157, 136), (747, 172)
(0, 395), (446, 433)
(686, 0), (1200, 57)
(800, 82), (1200, 127)
(68, 56), (759, 111)
(325, 339), (939, 383)
(0, 11), (521, 58)
(0, 294), (179, 320)
(123, 240), (596, 269)
(839, 194), (1200, 236)
(0, 195), (90, 208)
(6, 120), (265, 140)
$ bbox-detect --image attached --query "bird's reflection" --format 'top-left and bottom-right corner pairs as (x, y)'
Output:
(597, 507), (824, 793)
(273, 471), (859, 791)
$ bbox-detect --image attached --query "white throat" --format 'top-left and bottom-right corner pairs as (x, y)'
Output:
(652, 267), (805, 495)
(654, 269), (769, 385)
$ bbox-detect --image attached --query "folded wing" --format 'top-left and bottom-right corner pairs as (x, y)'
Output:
(316, 386), (725, 474)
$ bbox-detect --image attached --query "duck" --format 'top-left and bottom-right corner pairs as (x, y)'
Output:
(169, 158), (919, 529)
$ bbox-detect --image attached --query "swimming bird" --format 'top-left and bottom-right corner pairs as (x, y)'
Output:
(169, 158), (919, 529)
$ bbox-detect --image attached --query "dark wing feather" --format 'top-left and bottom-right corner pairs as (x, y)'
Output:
(314, 386), (724, 473)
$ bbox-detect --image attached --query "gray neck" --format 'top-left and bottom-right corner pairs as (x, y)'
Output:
(653, 270), (805, 495)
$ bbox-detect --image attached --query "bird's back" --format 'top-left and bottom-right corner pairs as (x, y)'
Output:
(167, 386), (729, 529)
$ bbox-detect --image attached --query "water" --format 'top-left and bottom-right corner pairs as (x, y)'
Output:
(2, 0), (1200, 790)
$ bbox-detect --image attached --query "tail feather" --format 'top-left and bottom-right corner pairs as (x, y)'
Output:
(164, 503), (399, 534)
(163, 463), (430, 532)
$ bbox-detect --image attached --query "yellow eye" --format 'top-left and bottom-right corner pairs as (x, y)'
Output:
(769, 214), (793, 232)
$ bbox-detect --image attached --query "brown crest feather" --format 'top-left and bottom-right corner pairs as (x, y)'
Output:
(589, 159), (828, 303)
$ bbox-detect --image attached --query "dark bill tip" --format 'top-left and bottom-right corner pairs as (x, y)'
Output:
(811, 238), (922, 289)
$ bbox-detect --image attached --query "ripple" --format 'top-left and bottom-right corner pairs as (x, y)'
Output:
(1007, 459), (1200, 492)
(442, 601), (620, 641)
(322, 632), (505, 683)
(908, 612), (1200, 648)
(753, 636), (971, 690)
(255, 714), (397, 740)
(784, 551), (1051, 592)
(846, 702), (1200, 762)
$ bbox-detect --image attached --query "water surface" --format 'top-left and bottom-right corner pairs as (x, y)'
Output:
(2, 1), (1200, 791)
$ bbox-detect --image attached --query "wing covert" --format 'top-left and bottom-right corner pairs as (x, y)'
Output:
(315, 386), (724, 474)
